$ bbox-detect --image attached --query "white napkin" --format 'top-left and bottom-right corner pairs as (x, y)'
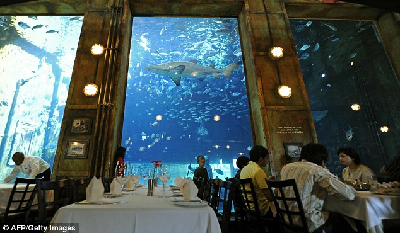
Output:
(110, 178), (122, 194)
(125, 178), (135, 190)
(180, 178), (198, 201)
(133, 175), (140, 185)
(116, 176), (124, 185)
(174, 176), (183, 187)
(86, 177), (104, 203)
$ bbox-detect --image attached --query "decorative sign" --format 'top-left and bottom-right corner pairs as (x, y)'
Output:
(66, 140), (89, 158)
(71, 118), (91, 134)
(277, 126), (303, 134)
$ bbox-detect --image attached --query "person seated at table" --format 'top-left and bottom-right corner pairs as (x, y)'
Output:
(380, 151), (400, 182)
(240, 145), (279, 232)
(235, 155), (250, 179)
(337, 147), (375, 184)
(281, 143), (357, 233)
(115, 146), (127, 177)
(3, 152), (51, 183)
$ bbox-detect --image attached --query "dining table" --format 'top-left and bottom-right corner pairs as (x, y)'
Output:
(323, 190), (400, 233)
(49, 185), (221, 233)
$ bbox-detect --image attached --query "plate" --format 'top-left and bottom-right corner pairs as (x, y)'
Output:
(173, 201), (208, 207)
(103, 193), (123, 198)
(76, 201), (114, 205)
(373, 191), (400, 196)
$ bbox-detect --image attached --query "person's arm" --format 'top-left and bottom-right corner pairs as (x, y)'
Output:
(3, 167), (20, 183)
(254, 169), (274, 201)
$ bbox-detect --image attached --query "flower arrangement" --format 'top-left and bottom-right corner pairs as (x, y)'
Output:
(151, 160), (162, 179)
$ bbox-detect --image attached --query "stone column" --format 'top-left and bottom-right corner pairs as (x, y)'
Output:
(52, 0), (132, 179)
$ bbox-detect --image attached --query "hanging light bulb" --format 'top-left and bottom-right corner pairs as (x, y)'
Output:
(380, 126), (389, 133)
(214, 115), (220, 121)
(156, 115), (162, 121)
(226, 145), (230, 149)
(91, 44), (105, 55)
(83, 83), (98, 96)
(269, 46), (284, 59)
(351, 104), (361, 111)
(278, 85), (292, 98)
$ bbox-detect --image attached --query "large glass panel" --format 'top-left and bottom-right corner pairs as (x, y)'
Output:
(0, 16), (83, 181)
(123, 17), (252, 182)
(290, 19), (400, 176)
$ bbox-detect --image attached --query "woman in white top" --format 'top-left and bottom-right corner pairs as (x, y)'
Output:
(338, 147), (375, 184)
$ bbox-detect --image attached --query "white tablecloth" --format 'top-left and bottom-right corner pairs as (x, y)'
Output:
(324, 191), (400, 233)
(50, 186), (221, 233)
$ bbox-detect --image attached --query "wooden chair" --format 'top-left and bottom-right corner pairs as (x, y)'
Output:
(218, 180), (236, 233)
(34, 178), (73, 224)
(228, 178), (247, 232)
(266, 179), (309, 233)
(239, 178), (279, 233)
(205, 178), (222, 213)
(0, 178), (38, 223)
(74, 178), (90, 202)
(102, 177), (113, 193)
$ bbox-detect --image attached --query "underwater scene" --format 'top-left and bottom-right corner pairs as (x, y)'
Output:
(122, 17), (253, 181)
(0, 16), (83, 181)
(290, 19), (400, 176)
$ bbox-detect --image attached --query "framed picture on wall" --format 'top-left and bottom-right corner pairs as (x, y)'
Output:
(71, 117), (91, 134)
(66, 140), (89, 158)
(284, 143), (303, 158)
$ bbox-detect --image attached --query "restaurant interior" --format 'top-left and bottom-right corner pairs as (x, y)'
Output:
(0, 0), (399, 233)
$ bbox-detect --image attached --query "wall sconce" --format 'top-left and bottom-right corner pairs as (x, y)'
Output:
(351, 103), (361, 111)
(91, 44), (105, 55)
(278, 85), (292, 98)
(156, 115), (162, 121)
(83, 83), (99, 96)
(269, 46), (284, 59)
(380, 126), (389, 133)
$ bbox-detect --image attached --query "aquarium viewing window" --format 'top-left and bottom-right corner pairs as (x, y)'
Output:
(290, 19), (400, 176)
(0, 16), (83, 181)
(122, 17), (253, 182)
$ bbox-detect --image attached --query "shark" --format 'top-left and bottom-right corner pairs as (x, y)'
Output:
(145, 60), (241, 86)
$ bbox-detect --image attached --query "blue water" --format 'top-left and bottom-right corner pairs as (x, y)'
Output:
(122, 18), (253, 175)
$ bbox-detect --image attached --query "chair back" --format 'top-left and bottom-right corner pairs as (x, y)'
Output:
(267, 179), (309, 233)
(74, 178), (90, 202)
(2, 178), (38, 223)
(35, 178), (73, 224)
(102, 177), (113, 193)
(205, 178), (222, 213)
(219, 180), (235, 233)
(239, 178), (262, 218)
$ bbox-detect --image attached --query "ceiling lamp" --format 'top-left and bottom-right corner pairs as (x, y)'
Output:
(278, 85), (292, 98)
(91, 44), (105, 55)
(83, 83), (98, 96)
(351, 104), (361, 111)
(214, 115), (220, 121)
(226, 145), (230, 149)
(380, 126), (389, 133)
(269, 46), (284, 59)
(156, 115), (162, 121)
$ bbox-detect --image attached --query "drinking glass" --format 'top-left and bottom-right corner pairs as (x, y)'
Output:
(141, 168), (151, 187)
(367, 175), (378, 192)
(158, 166), (171, 198)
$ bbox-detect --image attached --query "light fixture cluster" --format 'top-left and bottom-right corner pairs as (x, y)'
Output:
(269, 46), (292, 98)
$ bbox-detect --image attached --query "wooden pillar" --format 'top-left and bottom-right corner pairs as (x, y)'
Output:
(52, 0), (132, 180)
(239, 0), (317, 172)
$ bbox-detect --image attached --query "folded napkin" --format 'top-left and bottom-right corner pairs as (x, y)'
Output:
(116, 176), (124, 185)
(180, 178), (198, 201)
(86, 177), (104, 203)
(174, 176), (183, 187)
(125, 178), (135, 190)
(133, 175), (140, 186)
(110, 178), (123, 194)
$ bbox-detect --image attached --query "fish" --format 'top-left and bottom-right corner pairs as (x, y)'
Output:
(69, 16), (82, 21)
(145, 60), (241, 86)
(46, 30), (59, 33)
(32, 25), (45, 30)
(18, 21), (30, 29)
(312, 110), (328, 123)
(0, 100), (8, 106)
(346, 125), (354, 141)
(215, 169), (224, 175)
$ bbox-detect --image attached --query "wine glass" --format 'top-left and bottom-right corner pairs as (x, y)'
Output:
(158, 166), (171, 198)
(141, 168), (151, 187)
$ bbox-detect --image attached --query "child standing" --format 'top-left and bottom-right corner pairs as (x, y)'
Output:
(193, 155), (209, 199)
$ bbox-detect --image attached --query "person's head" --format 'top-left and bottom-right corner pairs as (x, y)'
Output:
(197, 155), (205, 168)
(337, 147), (360, 165)
(236, 156), (250, 170)
(299, 143), (328, 166)
(249, 145), (269, 167)
(12, 152), (25, 166)
(116, 147), (126, 158)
